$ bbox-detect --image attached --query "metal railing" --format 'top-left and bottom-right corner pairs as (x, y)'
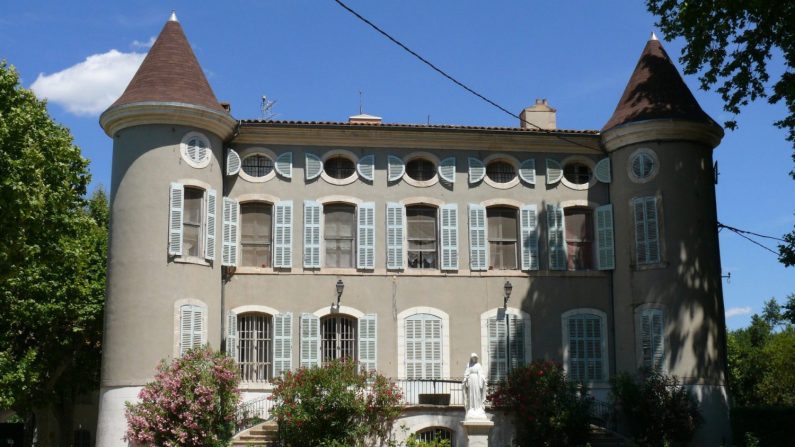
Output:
(395, 378), (467, 406)
(235, 394), (275, 433)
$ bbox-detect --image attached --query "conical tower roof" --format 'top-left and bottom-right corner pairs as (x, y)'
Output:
(107, 13), (223, 112)
(602, 34), (718, 132)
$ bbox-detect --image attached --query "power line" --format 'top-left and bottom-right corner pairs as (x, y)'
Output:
(717, 222), (786, 242)
(332, 0), (600, 152)
(718, 223), (781, 256)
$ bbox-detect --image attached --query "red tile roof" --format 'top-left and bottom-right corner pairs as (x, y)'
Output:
(602, 37), (718, 132)
(107, 19), (224, 112)
(240, 119), (600, 135)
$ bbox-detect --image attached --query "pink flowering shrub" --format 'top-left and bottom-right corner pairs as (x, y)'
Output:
(271, 359), (402, 446)
(124, 346), (240, 447)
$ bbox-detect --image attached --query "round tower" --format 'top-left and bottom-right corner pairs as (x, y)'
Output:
(601, 33), (729, 445)
(96, 13), (236, 446)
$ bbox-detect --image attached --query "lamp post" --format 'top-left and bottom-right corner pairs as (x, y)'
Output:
(503, 281), (513, 375)
(335, 279), (345, 309)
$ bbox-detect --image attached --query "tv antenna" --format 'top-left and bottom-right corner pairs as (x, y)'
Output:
(260, 95), (277, 120)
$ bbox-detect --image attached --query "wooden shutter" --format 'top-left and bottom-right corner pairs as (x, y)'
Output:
(547, 204), (567, 270)
(357, 202), (375, 269)
(226, 310), (237, 357)
(468, 157), (485, 184)
(275, 152), (292, 178)
(405, 317), (421, 379)
(487, 317), (506, 382)
(222, 197), (239, 266)
(274, 201), (293, 268)
(520, 204), (539, 270)
(595, 204), (615, 270)
(357, 155), (375, 181)
(405, 314), (441, 379)
(438, 157), (456, 183)
(226, 149), (241, 176)
(168, 183), (184, 256)
(305, 153), (323, 180)
(468, 204), (487, 271)
(595, 158), (611, 183)
(508, 315), (525, 370)
(640, 308), (664, 371)
(180, 305), (198, 356)
(387, 155), (405, 182)
(303, 200), (322, 268)
(358, 314), (377, 372)
(300, 313), (320, 368)
(273, 313), (293, 376)
(633, 197), (660, 264)
(440, 204), (459, 271)
(546, 159), (563, 184)
(519, 159), (536, 185)
(204, 189), (217, 261)
(386, 202), (405, 270)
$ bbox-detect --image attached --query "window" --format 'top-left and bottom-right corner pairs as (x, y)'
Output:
(183, 187), (204, 257)
(407, 206), (437, 269)
(181, 132), (211, 168)
(563, 162), (592, 185)
(321, 315), (357, 364)
(486, 160), (516, 183)
(639, 307), (665, 372)
(487, 314), (526, 383)
(629, 149), (658, 182)
(241, 154), (274, 178)
(236, 313), (273, 382)
(179, 304), (205, 356)
(324, 156), (356, 179)
(324, 204), (356, 268)
(487, 207), (518, 270)
(633, 196), (660, 265)
(563, 310), (607, 382)
(405, 158), (436, 181)
(564, 207), (594, 270)
(415, 428), (453, 444)
(240, 203), (272, 267)
(405, 314), (442, 379)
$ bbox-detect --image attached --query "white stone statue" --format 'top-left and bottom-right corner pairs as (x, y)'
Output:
(462, 352), (487, 419)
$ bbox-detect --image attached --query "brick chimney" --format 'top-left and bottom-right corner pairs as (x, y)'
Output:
(519, 99), (556, 130)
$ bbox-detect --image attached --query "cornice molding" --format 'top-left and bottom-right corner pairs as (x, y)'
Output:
(100, 102), (237, 141)
(601, 119), (724, 152)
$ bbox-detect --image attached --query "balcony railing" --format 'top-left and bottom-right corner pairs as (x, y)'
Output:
(395, 378), (468, 406)
(235, 395), (274, 432)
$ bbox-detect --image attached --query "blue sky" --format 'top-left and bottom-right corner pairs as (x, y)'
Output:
(1, 1), (792, 329)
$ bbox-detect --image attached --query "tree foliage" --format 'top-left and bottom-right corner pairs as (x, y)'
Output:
(0, 60), (107, 442)
(645, 1), (795, 266)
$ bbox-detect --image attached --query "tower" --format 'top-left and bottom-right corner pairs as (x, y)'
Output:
(601, 33), (730, 444)
(96, 13), (235, 446)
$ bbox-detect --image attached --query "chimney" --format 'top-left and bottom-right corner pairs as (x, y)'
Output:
(519, 99), (556, 130)
(348, 113), (382, 125)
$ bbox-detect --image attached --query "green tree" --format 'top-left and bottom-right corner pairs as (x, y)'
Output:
(0, 61), (107, 444)
(645, 1), (795, 266)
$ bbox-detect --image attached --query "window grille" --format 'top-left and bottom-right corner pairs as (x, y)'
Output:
(321, 315), (357, 364)
(242, 154), (274, 177)
(237, 313), (273, 382)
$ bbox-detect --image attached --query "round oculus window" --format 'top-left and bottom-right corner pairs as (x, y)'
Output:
(631, 152), (655, 180)
(185, 137), (209, 164)
(324, 156), (356, 179)
(563, 162), (592, 185)
(241, 154), (274, 178)
(405, 158), (436, 181)
(486, 161), (516, 183)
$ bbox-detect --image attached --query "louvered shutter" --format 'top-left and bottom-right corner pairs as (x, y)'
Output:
(595, 158), (611, 183)
(405, 318), (421, 379)
(640, 308), (664, 371)
(273, 313), (293, 376)
(387, 155), (405, 182)
(305, 153), (323, 180)
(468, 158), (485, 184)
(226, 149), (241, 175)
(168, 183), (184, 256)
(386, 202), (405, 270)
(180, 305), (194, 356)
(195, 306), (205, 347)
(357, 202), (375, 269)
(488, 317), (506, 382)
(519, 159), (536, 184)
(426, 317), (442, 379)
(440, 204), (459, 271)
(520, 204), (539, 270)
(275, 152), (292, 178)
(546, 159), (563, 184)
(303, 201), (322, 268)
(357, 155), (375, 181)
(508, 315), (524, 370)
(633, 197), (660, 264)
(468, 204), (487, 271)
(358, 314), (377, 372)
(547, 204), (567, 270)
(438, 157), (456, 183)
(405, 315), (442, 379)
(204, 189), (217, 261)
(274, 201), (293, 268)
(595, 204), (615, 270)
(226, 310), (237, 357)
(300, 313), (320, 368)
(222, 197), (239, 266)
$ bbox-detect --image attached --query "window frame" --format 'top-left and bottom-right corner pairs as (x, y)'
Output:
(635, 304), (666, 372)
(627, 147), (659, 183)
(239, 201), (274, 268)
(320, 314), (358, 365)
(180, 131), (212, 168)
(173, 299), (208, 358)
(483, 154), (520, 189)
(563, 206), (595, 271)
(486, 206), (520, 270)
(235, 312), (274, 383)
(181, 186), (205, 259)
(632, 195), (663, 267)
(320, 149), (360, 186)
(480, 307), (532, 384)
(560, 156), (597, 191)
(561, 308), (608, 383)
(323, 203), (357, 269)
(406, 205), (439, 270)
(238, 147), (278, 183)
(402, 152), (440, 187)
(398, 308), (449, 380)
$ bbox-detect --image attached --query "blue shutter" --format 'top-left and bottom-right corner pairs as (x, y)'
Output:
(204, 189), (216, 261)
(274, 201), (293, 268)
(275, 152), (292, 178)
(300, 313), (320, 368)
(438, 157), (456, 183)
(357, 202), (376, 269)
(168, 183), (184, 256)
(468, 158), (485, 184)
(386, 202), (405, 269)
(519, 159), (536, 185)
(468, 204), (487, 271)
(595, 204), (615, 270)
(226, 310), (237, 357)
(222, 197), (239, 266)
(520, 204), (539, 270)
(440, 204), (459, 271)
(305, 153), (323, 180)
(358, 314), (377, 372)
(226, 149), (241, 176)
(547, 204), (566, 270)
(633, 197), (660, 264)
(303, 201), (322, 268)
(594, 158), (611, 183)
(357, 155), (375, 181)
(546, 159), (563, 184)
(387, 155), (405, 182)
(274, 313), (293, 376)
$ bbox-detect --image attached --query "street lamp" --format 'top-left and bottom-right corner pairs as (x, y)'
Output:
(503, 281), (513, 375)
(335, 279), (345, 309)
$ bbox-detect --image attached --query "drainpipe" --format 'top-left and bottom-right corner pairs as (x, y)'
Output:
(220, 121), (241, 353)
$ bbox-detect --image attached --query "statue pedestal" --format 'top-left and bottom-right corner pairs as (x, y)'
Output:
(461, 419), (494, 447)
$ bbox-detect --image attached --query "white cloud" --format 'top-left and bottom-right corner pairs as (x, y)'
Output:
(725, 307), (753, 318)
(30, 49), (145, 116)
(131, 36), (156, 49)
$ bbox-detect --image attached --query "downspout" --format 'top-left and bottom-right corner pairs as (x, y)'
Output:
(606, 166), (618, 382)
(220, 120), (241, 353)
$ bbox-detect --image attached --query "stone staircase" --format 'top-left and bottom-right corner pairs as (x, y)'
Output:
(231, 420), (279, 446)
(588, 424), (633, 447)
